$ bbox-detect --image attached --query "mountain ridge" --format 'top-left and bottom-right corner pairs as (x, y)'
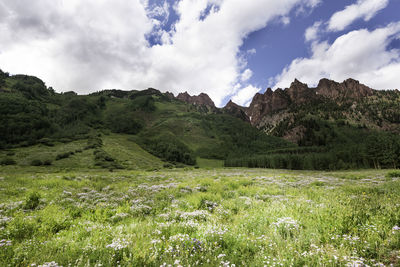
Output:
(1, 68), (400, 170)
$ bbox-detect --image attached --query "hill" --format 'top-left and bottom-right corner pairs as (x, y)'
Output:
(0, 69), (292, 169)
(1, 68), (399, 170)
(225, 78), (400, 170)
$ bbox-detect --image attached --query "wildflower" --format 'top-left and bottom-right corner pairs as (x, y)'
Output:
(106, 238), (129, 250)
(0, 239), (12, 247)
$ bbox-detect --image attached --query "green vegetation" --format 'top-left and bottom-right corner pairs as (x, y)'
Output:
(227, 118), (400, 170)
(1, 68), (399, 170)
(0, 168), (399, 266)
(196, 157), (224, 168)
(0, 70), (293, 167)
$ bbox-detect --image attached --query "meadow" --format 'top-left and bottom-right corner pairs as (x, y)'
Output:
(0, 167), (400, 266)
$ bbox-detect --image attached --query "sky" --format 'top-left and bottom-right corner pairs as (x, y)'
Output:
(0, 0), (399, 107)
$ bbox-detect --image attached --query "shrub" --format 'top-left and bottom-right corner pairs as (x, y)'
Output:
(24, 192), (41, 210)
(85, 136), (103, 149)
(0, 157), (16, 165)
(140, 133), (196, 165)
(56, 152), (73, 160)
(39, 138), (54, 146)
(43, 159), (52, 166)
(163, 163), (174, 169)
(386, 170), (400, 178)
(93, 149), (123, 169)
(30, 159), (43, 166)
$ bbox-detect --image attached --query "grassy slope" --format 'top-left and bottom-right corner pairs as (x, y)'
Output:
(0, 134), (164, 170)
(102, 134), (163, 170)
(0, 168), (399, 266)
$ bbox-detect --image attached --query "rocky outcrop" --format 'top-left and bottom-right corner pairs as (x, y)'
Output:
(247, 87), (291, 126)
(247, 78), (375, 125)
(176, 91), (215, 108)
(316, 78), (374, 99)
(223, 100), (250, 122)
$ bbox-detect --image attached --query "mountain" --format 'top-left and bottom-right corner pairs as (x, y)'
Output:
(0, 69), (292, 168)
(225, 78), (400, 170)
(245, 78), (400, 143)
(1, 67), (399, 170)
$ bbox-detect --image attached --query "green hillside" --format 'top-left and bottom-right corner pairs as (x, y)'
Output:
(0, 70), (293, 169)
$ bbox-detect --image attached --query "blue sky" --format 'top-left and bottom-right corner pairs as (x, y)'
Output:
(242, 0), (400, 90)
(0, 0), (399, 107)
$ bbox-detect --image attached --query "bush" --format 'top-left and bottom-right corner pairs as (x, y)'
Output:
(85, 136), (103, 149)
(93, 149), (123, 169)
(24, 192), (41, 210)
(0, 157), (16, 165)
(386, 170), (400, 178)
(39, 138), (54, 146)
(6, 151), (15, 156)
(30, 159), (43, 166)
(43, 159), (52, 166)
(56, 152), (73, 160)
(139, 133), (196, 165)
(163, 163), (174, 169)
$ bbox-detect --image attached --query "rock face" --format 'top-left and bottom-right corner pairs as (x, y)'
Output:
(247, 78), (375, 125)
(176, 91), (215, 108)
(247, 87), (291, 126)
(316, 78), (374, 99)
(222, 100), (250, 122)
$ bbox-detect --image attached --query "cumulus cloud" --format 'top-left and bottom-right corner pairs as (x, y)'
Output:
(241, 69), (253, 82)
(274, 22), (400, 90)
(327, 0), (389, 32)
(0, 0), (320, 107)
(231, 85), (261, 106)
(304, 21), (322, 42)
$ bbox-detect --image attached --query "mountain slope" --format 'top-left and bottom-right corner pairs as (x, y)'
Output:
(0, 69), (293, 168)
(224, 78), (400, 169)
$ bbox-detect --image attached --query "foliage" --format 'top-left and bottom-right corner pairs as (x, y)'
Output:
(386, 170), (400, 178)
(138, 132), (196, 165)
(0, 157), (16, 165)
(55, 152), (73, 160)
(30, 159), (43, 166)
(93, 149), (123, 169)
(23, 192), (41, 210)
(1, 69), (399, 171)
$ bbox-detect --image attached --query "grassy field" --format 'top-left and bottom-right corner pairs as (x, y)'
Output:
(0, 167), (400, 266)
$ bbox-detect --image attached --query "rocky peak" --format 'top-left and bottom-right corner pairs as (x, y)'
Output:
(176, 91), (215, 107)
(176, 91), (191, 102)
(316, 78), (374, 99)
(247, 87), (291, 125)
(164, 91), (175, 99)
(223, 100), (250, 122)
(247, 78), (376, 126)
(265, 88), (273, 97)
(287, 79), (312, 104)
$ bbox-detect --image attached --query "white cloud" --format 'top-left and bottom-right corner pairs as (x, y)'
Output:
(231, 85), (261, 106)
(0, 0), (319, 107)
(304, 21), (322, 42)
(274, 22), (400, 90)
(247, 48), (257, 55)
(327, 0), (389, 32)
(241, 69), (253, 82)
(281, 16), (291, 26)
